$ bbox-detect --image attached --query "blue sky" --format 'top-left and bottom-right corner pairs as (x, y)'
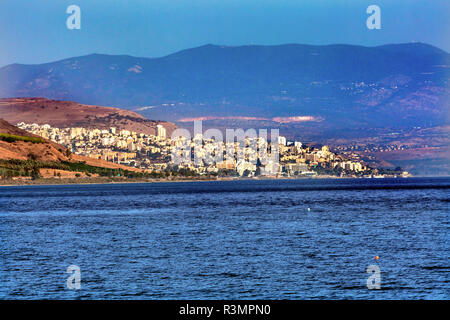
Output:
(0, 0), (449, 67)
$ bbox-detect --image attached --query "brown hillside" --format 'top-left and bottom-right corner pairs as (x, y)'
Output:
(0, 118), (36, 136)
(0, 97), (176, 136)
(0, 118), (141, 172)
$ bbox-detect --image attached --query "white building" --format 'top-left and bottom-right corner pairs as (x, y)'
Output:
(157, 125), (167, 140)
(278, 136), (287, 146)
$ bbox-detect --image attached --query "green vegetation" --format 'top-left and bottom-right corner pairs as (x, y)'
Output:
(0, 159), (147, 179)
(376, 167), (404, 175)
(0, 133), (44, 144)
(0, 159), (202, 180)
(63, 161), (149, 178)
(0, 159), (57, 179)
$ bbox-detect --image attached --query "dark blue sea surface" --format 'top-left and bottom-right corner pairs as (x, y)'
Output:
(0, 178), (449, 299)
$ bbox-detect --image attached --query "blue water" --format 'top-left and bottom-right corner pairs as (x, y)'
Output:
(0, 178), (449, 299)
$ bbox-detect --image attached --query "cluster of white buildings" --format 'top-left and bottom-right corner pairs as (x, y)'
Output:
(17, 122), (169, 169)
(18, 122), (371, 177)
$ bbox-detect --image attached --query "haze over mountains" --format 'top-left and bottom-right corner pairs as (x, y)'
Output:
(1, 43), (448, 131)
(0, 43), (449, 175)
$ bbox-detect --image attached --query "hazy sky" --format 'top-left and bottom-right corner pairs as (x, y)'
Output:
(0, 0), (449, 66)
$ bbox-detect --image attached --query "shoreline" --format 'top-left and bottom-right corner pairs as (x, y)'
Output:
(1, 175), (446, 187)
(0, 176), (334, 187)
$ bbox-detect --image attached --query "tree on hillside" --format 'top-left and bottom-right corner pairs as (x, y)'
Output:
(31, 166), (41, 180)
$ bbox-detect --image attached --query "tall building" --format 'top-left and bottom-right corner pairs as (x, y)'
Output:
(157, 125), (166, 140)
(278, 136), (287, 146)
(321, 145), (330, 153)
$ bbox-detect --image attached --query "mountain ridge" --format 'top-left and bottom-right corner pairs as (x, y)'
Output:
(1, 42), (448, 125)
(0, 42), (448, 140)
(4, 42), (446, 67)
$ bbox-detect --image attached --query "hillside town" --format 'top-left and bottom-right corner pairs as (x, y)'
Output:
(17, 122), (409, 178)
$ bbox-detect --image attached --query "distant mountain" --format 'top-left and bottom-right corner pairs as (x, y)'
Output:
(0, 98), (176, 136)
(0, 43), (448, 129)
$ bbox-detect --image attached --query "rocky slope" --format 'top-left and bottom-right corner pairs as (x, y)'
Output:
(0, 98), (176, 136)
(0, 118), (141, 172)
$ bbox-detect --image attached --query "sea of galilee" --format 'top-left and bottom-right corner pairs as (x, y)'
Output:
(1, 178), (448, 299)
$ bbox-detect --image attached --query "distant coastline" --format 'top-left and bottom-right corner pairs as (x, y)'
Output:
(0, 174), (429, 187)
